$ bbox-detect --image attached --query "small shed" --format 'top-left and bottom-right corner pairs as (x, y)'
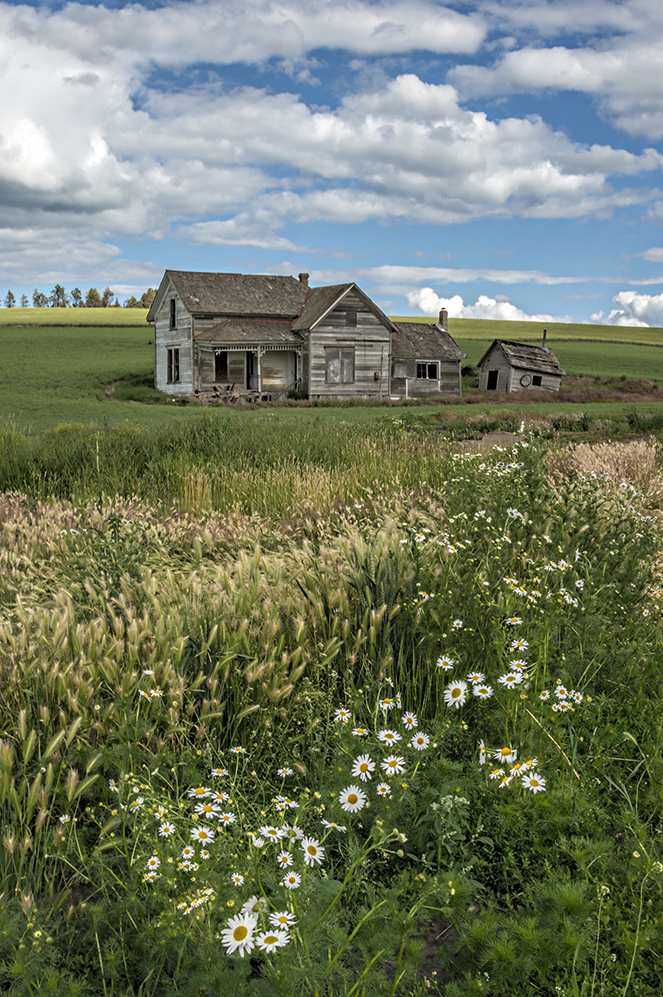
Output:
(477, 338), (565, 393)
(390, 310), (466, 399)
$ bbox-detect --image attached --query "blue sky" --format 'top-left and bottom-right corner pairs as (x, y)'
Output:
(2, 0), (663, 325)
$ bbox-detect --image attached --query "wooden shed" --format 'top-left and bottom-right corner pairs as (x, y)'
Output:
(477, 338), (565, 393)
(390, 310), (466, 399)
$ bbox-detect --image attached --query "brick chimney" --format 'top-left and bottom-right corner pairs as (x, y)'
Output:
(438, 308), (448, 331)
(298, 273), (309, 287)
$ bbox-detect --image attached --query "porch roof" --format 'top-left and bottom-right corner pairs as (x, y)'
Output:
(194, 317), (303, 345)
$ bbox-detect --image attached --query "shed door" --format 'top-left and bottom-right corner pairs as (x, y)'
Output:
(487, 369), (498, 390)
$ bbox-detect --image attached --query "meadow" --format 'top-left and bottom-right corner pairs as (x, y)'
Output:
(2, 314), (663, 994)
(1, 423), (663, 996)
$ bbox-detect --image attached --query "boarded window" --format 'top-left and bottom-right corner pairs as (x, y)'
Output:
(326, 349), (355, 383)
(532, 374), (542, 387)
(393, 360), (408, 378)
(345, 310), (357, 327)
(169, 299), (176, 329)
(416, 361), (439, 379)
(167, 347), (180, 383)
(215, 351), (228, 382)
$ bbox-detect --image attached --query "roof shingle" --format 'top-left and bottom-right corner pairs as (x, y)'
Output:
(392, 322), (466, 361)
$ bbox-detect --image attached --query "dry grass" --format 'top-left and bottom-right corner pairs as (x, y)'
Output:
(549, 439), (663, 511)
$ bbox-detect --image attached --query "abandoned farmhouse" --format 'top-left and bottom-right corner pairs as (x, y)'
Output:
(148, 270), (467, 401)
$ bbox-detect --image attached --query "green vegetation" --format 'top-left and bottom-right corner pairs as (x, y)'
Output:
(392, 316), (663, 347)
(1, 432), (662, 995)
(0, 308), (150, 327)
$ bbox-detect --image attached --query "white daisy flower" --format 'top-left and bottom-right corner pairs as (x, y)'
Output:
(212, 791), (230, 803)
(444, 680), (467, 709)
(334, 708), (352, 723)
(191, 827), (215, 844)
(555, 685), (569, 699)
(220, 913), (257, 957)
(145, 856), (160, 870)
(511, 638), (529, 649)
(187, 786), (211, 799)
(280, 823), (305, 842)
(108, 780), (119, 793)
(380, 756), (406, 777)
(59, 815), (71, 824)
(195, 802), (221, 817)
(231, 873), (244, 886)
(494, 747), (517, 764)
(410, 733), (430, 751)
(452, 619), (463, 629)
(498, 673), (522, 689)
(276, 850), (293, 868)
(277, 767), (293, 777)
(376, 782), (391, 797)
(489, 768), (504, 780)
(467, 672), (485, 684)
(472, 685), (493, 700)
(352, 726), (369, 737)
(506, 616), (522, 626)
(256, 930), (290, 953)
(339, 785), (367, 812)
(351, 754), (375, 782)
(478, 740), (487, 765)
(377, 730), (402, 744)
(200, 850), (210, 860)
(181, 846), (196, 859)
(539, 690), (550, 701)
(229, 746), (247, 755)
(269, 911), (296, 928)
(260, 826), (285, 842)
(321, 820), (346, 832)
(242, 894), (268, 915)
(401, 712), (418, 729)
(379, 697), (396, 712)
(282, 872), (301, 889)
(509, 659), (527, 671)
(522, 773), (546, 793)
(219, 812), (236, 826)
(301, 837), (325, 866)
(211, 767), (228, 778)
(436, 655), (454, 671)
(158, 821), (176, 837)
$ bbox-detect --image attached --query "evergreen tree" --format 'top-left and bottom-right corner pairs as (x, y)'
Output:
(70, 288), (83, 308)
(49, 284), (68, 308)
(20, 295), (29, 308)
(139, 288), (156, 308)
(4, 290), (15, 308)
(85, 287), (102, 307)
(101, 286), (114, 307)
(32, 289), (48, 308)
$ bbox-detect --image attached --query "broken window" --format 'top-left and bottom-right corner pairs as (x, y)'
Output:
(326, 349), (355, 383)
(169, 299), (176, 329)
(416, 361), (439, 379)
(167, 347), (180, 383)
(393, 360), (408, 378)
(532, 374), (542, 387)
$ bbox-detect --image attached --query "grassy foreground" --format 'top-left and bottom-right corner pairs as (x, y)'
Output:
(1, 430), (663, 995)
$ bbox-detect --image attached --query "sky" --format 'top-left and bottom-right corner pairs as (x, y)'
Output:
(2, 0), (663, 325)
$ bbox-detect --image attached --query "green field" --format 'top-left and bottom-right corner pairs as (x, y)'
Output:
(4, 319), (663, 433)
(0, 306), (150, 326)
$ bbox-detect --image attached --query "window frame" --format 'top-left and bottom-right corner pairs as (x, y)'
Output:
(416, 360), (439, 380)
(166, 347), (180, 384)
(325, 347), (355, 384)
(169, 298), (176, 329)
(532, 374), (543, 387)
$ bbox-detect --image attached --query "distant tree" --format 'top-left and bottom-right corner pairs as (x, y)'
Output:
(4, 290), (15, 308)
(49, 284), (68, 308)
(70, 287), (83, 308)
(85, 287), (102, 308)
(124, 295), (140, 308)
(112, 298), (121, 308)
(101, 287), (114, 308)
(20, 294), (29, 308)
(139, 288), (156, 309)
(32, 289), (48, 308)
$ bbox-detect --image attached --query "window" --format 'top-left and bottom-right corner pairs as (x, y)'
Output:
(532, 374), (542, 387)
(393, 360), (408, 378)
(167, 347), (180, 383)
(416, 361), (439, 380)
(345, 310), (357, 327)
(326, 348), (355, 383)
(169, 299), (176, 329)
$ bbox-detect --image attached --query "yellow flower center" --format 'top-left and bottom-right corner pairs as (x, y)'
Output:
(360, 763), (368, 772)
(452, 688), (461, 699)
(233, 926), (248, 941)
(307, 845), (317, 855)
(348, 793), (358, 804)
(264, 935), (278, 945)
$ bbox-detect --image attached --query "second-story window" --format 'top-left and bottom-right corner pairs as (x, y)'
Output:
(169, 299), (176, 329)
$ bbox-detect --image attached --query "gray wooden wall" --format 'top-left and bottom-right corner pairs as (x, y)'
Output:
(390, 358), (461, 398)
(308, 290), (391, 399)
(153, 283), (193, 394)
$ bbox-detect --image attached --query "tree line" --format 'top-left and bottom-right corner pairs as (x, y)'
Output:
(2, 286), (156, 309)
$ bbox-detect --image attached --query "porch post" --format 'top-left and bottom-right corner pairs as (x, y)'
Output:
(257, 347), (262, 393)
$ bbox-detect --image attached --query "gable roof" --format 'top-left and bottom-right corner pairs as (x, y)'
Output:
(477, 340), (565, 376)
(392, 322), (466, 361)
(147, 270), (309, 321)
(291, 282), (396, 332)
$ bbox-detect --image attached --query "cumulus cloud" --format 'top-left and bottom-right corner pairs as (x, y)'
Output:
(639, 247), (663, 262)
(591, 290), (663, 327)
(406, 286), (572, 323)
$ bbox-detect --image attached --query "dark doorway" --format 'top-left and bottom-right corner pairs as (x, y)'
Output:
(487, 369), (499, 390)
(215, 351), (228, 382)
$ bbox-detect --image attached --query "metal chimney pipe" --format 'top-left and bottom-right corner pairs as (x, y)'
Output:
(542, 328), (547, 348)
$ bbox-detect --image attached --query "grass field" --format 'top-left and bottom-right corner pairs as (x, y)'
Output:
(4, 319), (663, 433)
(0, 307), (150, 326)
(393, 315), (663, 346)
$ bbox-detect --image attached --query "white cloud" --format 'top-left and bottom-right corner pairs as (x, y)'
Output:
(405, 286), (572, 322)
(592, 290), (663, 327)
(639, 247), (663, 262)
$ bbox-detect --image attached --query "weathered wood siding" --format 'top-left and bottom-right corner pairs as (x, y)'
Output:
(391, 358), (461, 398)
(261, 351), (296, 390)
(478, 345), (511, 392)
(154, 281), (193, 395)
(308, 291), (391, 399)
(508, 368), (562, 392)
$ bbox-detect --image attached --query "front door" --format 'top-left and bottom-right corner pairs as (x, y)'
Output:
(246, 351), (258, 389)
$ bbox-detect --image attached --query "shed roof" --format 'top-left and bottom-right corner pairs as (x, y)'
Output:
(150, 270), (309, 320)
(392, 322), (466, 361)
(477, 340), (565, 376)
(194, 318), (302, 345)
